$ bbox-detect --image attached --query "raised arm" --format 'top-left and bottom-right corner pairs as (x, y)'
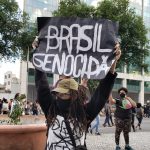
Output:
(86, 43), (121, 121)
(109, 93), (116, 105)
(126, 96), (137, 108)
(32, 37), (54, 117)
(86, 71), (117, 121)
(35, 69), (54, 117)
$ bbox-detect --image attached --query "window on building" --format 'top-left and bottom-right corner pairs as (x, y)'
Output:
(8, 74), (11, 78)
(28, 68), (35, 76)
(127, 80), (140, 91)
(8, 81), (10, 85)
(47, 73), (53, 78)
(5, 75), (7, 79)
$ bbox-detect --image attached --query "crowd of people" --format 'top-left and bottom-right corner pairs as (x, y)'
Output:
(88, 87), (149, 150)
(88, 99), (147, 134)
(0, 37), (146, 150)
(13, 37), (147, 150)
(0, 97), (43, 116)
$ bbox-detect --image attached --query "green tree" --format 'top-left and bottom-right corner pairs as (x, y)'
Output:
(53, 0), (149, 93)
(53, 0), (149, 72)
(53, 0), (95, 18)
(95, 0), (149, 72)
(19, 24), (37, 60)
(0, 0), (36, 61)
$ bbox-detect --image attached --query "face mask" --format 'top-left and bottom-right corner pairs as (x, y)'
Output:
(56, 98), (71, 113)
(120, 93), (125, 98)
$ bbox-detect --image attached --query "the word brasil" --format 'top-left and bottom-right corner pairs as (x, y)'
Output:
(33, 23), (114, 79)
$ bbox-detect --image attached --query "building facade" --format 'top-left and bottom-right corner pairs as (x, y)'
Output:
(4, 71), (20, 92)
(24, 0), (60, 22)
(0, 71), (20, 100)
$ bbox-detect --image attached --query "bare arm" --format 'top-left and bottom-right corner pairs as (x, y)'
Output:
(108, 93), (116, 105)
(109, 43), (121, 74)
(126, 97), (137, 108)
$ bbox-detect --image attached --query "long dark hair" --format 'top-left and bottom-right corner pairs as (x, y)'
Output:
(46, 85), (88, 133)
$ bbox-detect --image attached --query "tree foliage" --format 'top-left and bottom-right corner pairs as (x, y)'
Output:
(95, 0), (149, 72)
(9, 94), (26, 125)
(53, 0), (95, 18)
(0, 0), (36, 61)
(53, 0), (149, 72)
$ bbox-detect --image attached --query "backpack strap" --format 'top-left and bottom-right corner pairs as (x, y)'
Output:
(64, 119), (76, 148)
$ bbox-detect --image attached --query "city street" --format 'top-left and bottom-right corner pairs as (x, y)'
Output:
(86, 117), (150, 150)
(99, 116), (150, 134)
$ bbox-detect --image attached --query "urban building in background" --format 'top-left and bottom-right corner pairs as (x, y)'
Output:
(18, 0), (150, 104)
(24, 0), (60, 22)
(20, 0), (60, 101)
(0, 71), (20, 99)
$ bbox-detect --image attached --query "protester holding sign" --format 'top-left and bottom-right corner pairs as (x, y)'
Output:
(33, 17), (121, 150)
(33, 17), (119, 79)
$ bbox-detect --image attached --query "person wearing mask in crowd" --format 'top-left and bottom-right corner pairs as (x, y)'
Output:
(33, 39), (121, 149)
(109, 88), (136, 150)
(136, 103), (144, 130)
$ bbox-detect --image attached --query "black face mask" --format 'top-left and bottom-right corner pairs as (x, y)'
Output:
(56, 98), (71, 113)
(120, 93), (125, 98)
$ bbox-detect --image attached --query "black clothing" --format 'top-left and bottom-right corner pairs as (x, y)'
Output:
(35, 69), (117, 120)
(114, 98), (132, 120)
(35, 69), (117, 150)
(114, 98), (133, 146)
(115, 118), (131, 145)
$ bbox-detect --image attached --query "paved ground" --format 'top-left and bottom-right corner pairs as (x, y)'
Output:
(87, 117), (150, 150)
(86, 132), (150, 150)
(99, 117), (150, 134)
(1, 115), (149, 149)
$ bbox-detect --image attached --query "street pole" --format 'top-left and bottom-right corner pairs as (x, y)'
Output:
(26, 46), (29, 100)
(141, 0), (144, 76)
(141, 0), (144, 19)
